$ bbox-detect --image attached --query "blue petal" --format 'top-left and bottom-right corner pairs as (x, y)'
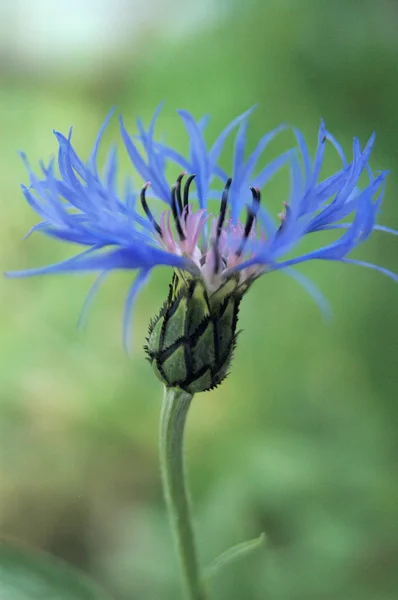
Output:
(312, 121), (327, 180)
(256, 204), (277, 238)
(232, 119), (249, 183)
(147, 141), (191, 172)
(288, 152), (305, 209)
(252, 149), (293, 189)
(90, 107), (116, 178)
(104, 145), (118, 193)
(177, 110), (209, 207)
(326, 130), (348, 168)
(309, 171), (387, 232)
(243, 124), (287, 185)
(123, 269), (151, 354)
(213, 164), (229, 182)
(77, 271), (108, 330)
(137, 103), (171, 201)
(340, 258), (398, 282)
(210, 106), (255, 168)
(294, 127), (312, 184)
(54, 130), (87, 187)
(120, 116), (151, 180)
(283, 266), (332, 321)
(198, 114), (210, 131)
(5, 245), (187, 277)
(229, 124), (288, 221)
(20, 184), (50, 221)
(373, 224), (398, 236)
(22, 221), (51, 240)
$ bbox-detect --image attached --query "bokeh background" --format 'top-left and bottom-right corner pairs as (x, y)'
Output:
(1, 0), (397, 598)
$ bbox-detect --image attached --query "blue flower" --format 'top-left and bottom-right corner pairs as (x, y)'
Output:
(6, 106), (397, 348)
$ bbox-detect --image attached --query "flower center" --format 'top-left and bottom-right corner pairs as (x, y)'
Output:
(140, 175), (264, 291)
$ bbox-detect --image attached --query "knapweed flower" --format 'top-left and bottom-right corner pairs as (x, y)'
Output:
(6, 106), (397, 393)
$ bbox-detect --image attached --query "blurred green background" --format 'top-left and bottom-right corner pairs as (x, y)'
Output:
(1, 0), (397, 598)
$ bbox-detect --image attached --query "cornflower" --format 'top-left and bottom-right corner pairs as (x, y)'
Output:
(6, 106), (397, 600)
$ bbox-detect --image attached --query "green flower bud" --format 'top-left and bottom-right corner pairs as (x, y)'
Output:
(145, 273), (250, 394)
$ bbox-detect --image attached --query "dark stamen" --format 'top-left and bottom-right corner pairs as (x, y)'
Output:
(183, 174), (196, 212)
(171, 184), (186, 241)
(249, 186), (261, 214)
(236, 187), (261, 257)
(212, 239), (221, 275)
(216, 178), (232, 240)
(175, 172), (185, 215)
(236, 210), (255, 257)
(140, 183), (162, 237)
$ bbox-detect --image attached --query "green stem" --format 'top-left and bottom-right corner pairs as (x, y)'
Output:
(159, 387), (206, 600)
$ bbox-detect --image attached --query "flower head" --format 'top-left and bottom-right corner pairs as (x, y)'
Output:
(6, 106), (397, 365)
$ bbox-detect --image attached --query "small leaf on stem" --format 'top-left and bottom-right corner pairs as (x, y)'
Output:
(204, 532), (266, 586)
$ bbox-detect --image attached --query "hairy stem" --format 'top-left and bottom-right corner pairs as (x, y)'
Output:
(159, 387), (206, 600)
